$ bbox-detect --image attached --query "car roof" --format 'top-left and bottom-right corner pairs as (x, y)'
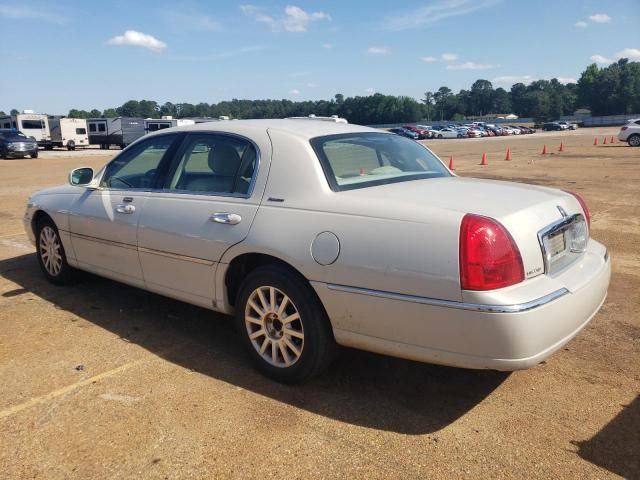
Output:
(150, 119), (380, 141)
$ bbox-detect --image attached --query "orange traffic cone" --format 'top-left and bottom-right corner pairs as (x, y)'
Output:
(610, 136), (615, 143)
(448, 156), (455, 170)
(480, 152), (488, 165)
(593, 137), (598, 146)
(505, 147), (512, 161)
(541, 144), (548, 154)
(603, 137), (608, 144)
(559, 142), (565, 152)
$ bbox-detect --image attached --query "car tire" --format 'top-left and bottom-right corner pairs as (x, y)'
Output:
(438, 134), (443, 139)
(35, 216), (76, 285)
(31, 151), (38, 159)
(235, 264), (337, 383)
(628, 134), (640, 147)
(67, 141), (75, 151)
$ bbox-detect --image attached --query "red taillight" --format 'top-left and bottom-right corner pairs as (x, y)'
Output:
(566, 191), (591, 227)
(459, 214), (525, 291)
(621, 126), (628, 131)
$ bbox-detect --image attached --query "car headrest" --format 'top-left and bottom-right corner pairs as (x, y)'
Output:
(208, 144), (241, 176)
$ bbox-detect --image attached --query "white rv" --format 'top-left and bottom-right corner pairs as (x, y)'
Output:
(144, 117), (195, 133)
(286, 114), (348, 123)
(48, 117), (89, 150)
(0, 112), (51, 147)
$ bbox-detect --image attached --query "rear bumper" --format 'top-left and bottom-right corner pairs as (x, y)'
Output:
(314, 242), (611, 370)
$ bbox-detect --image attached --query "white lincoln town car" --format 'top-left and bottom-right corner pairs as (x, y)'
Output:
(24, 120), (611, 383)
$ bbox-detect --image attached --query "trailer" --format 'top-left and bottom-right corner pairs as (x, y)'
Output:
(48, 117), (89, 150)
(87, 117), (145, 149)
(144, 117), (195, 133)
(0, 112), (52, 147)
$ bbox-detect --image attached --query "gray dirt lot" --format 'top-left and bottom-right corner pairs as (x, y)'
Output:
(0, 127), (638, 479)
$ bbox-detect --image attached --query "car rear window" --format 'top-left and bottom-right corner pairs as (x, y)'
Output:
(310, 132), (450, 191)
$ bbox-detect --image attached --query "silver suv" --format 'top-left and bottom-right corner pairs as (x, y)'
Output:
(618, 118), (640, 146)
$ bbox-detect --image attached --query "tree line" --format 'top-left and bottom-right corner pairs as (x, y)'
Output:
(2, 59), (638, 124)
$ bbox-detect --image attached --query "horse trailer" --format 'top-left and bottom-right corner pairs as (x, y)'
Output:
(87, 117), (145, 149)
(48, 117), (89, 150)
(0, 112), (51, 147)
(144, 117), (195, 133)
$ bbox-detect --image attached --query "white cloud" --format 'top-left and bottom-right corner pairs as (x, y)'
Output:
(557, 77), (577, 84)
(420, 56), (437, 62)
(365, 88), (375, 93)
(384, 0), (501, 30)
(306, 82), (318, 88)
(493, 75), (537, 84)
(617, 48), (640, 60)
(0, 3), (70, 24)
(574, 21), (588, 28)
(240, 4), (330, 32)
(591, 54), (611, 64)
(441, 52), (458, 62)
(447, 62), (497, 70)
(589, 13), (611, 23)
(322, 43), (333, 49)
(288, 89), (300, 95)
(107, 30), (167, 52)
(367, 47), (390, 55)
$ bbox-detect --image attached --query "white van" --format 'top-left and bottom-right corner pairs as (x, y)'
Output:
(0, 113), (51, 147)
(48, 117), (89, 150)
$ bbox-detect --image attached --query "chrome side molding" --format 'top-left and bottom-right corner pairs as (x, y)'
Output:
(326, 283), (570, 314)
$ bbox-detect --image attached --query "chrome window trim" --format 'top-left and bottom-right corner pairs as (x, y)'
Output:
(161, 131), (261, 200)
(537, 213), (587, 275)
(326, 283), (570, 313)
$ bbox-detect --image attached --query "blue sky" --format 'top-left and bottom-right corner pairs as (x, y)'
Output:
(1, 0), (639, 114)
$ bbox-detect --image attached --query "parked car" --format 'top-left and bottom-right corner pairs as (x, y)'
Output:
(467, 128), (483, 138)
(434, 127), (463, 139)
(389, 127), (419, 140)
(24, 120), (611, 383)
(558, 121), (578, 130)
(618, 118), (640, 146)
(402, 125), (430, 139)
(542, 122), (563, 131)
(0, 129), (38, 159)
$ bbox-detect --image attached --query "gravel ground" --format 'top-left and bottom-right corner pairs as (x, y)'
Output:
(0, 126), (638, 479)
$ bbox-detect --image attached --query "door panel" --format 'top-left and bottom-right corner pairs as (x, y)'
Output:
(68, 134), (180, 286)
(138, 132), (263, 305)
(69, 190), (149, 286)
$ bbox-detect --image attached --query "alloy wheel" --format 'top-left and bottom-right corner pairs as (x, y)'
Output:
(39, 226), (63, 277)
(245, 286), (304, 368)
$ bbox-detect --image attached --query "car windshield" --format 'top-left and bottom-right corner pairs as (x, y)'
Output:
(0, 131), (28, 140)
(310, 132), (450, 191)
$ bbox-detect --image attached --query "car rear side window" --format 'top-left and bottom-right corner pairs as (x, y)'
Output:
(165, 134), (258, 196)
(311, 132), (450, 191)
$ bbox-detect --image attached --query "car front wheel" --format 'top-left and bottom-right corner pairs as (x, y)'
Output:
(235, 265), (336, 383)
(628, 134), (640, 147)
(36, 217), (76, 284)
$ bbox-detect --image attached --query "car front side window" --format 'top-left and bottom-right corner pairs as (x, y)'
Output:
(166, 133), (257, 196)
(100, 135), (177, 189)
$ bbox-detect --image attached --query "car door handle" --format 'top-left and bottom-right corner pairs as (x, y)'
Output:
(210, 213), (241, 225)
(115, 204), (136, 214)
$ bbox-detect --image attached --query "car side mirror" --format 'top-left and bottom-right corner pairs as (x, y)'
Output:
(69, 167), (94, 186)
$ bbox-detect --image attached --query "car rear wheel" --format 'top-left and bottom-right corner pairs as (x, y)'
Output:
(67, 141), (75, 151)
(438, 134), (443, 139)
(36, 217), (76, 284)
(628, 134), (640, 147)
(31, 151), (38, 158)
(235, 265), (336, 383)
